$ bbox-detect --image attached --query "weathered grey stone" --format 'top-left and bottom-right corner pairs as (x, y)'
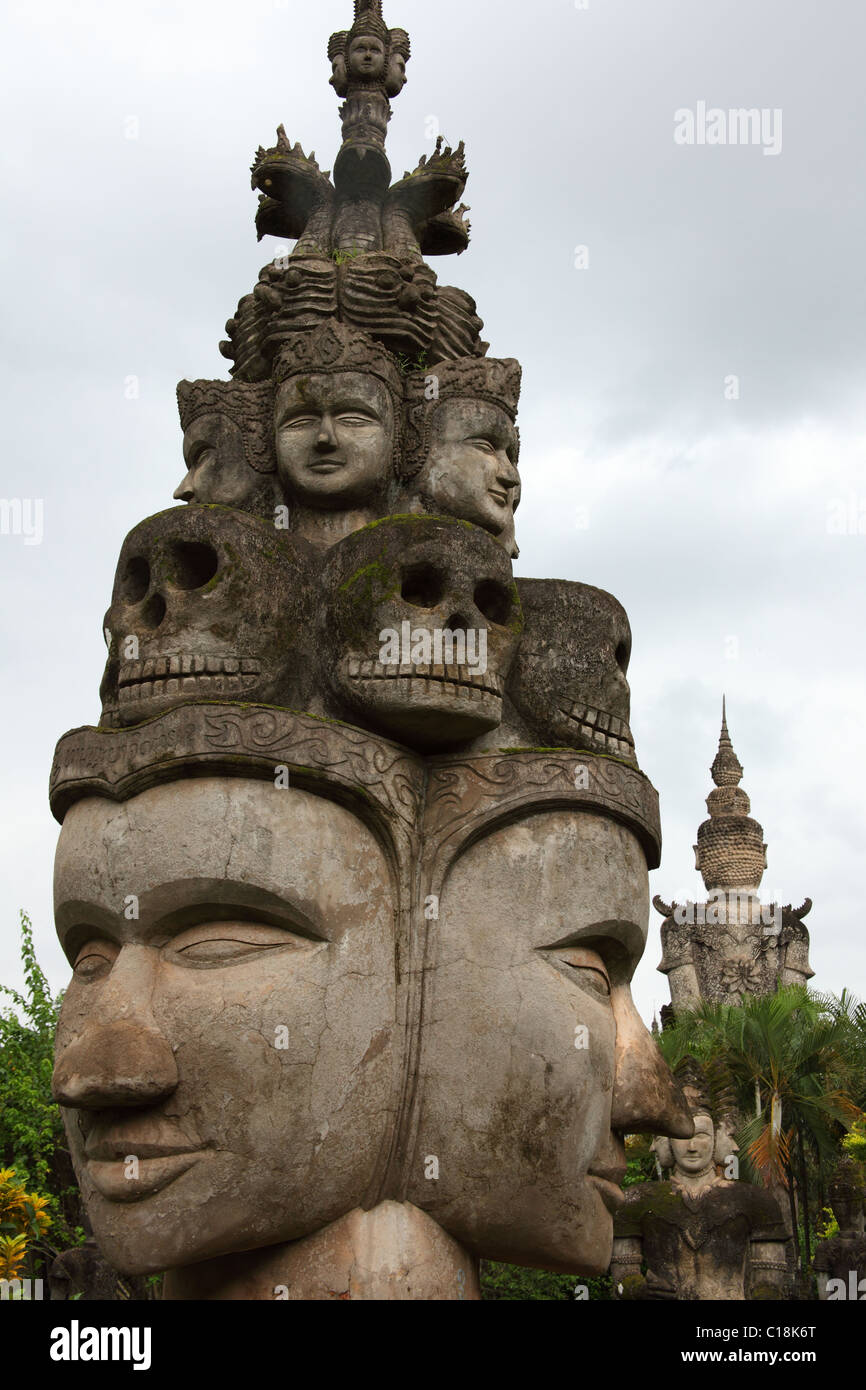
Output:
(318, 515), (523, 750)
(99, 506), (315, 729)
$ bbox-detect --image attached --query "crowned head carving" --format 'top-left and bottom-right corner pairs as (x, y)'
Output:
(319, 515), (523, 750)
(99, 507), (314, 728)
(402, 359), (522, 557)
(173, 380), (277, 516)
(272, 324), (403, 524)
(328, 3), (410, 98)
(507, 580), (636, 762)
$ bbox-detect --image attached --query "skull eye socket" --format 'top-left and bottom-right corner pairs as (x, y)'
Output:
(120, 556), (150, 604)
(615, 641), (630, 674)
(474, 580), (513, 626)
(401, 563), (446, 609)
(169, 541), (219, 591)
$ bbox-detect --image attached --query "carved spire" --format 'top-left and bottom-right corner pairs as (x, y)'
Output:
(711, 696), (744, 788)
(694, 700), (767, 891)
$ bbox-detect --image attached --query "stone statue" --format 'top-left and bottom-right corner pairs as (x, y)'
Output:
(654, 701), (814, 1011)
(813, 1155), (866, 1301)
(48, 0), (697, 1300)
(611, 1085), (791, 1300)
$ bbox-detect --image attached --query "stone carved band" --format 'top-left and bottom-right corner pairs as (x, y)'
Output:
(50, 705), (425, 832)
(424, 751), (662, 875)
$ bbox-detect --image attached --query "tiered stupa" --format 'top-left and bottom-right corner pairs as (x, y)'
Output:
(654, 701), (813, 1014)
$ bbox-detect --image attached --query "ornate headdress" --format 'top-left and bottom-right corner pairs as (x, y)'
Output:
(176, 379), (276, 474)
(401, 357), (522, 479)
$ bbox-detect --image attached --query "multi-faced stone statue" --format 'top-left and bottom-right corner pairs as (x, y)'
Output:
(173, 380), (278, 516)
(505, 579), (637, 762)
(272, 323), (403, 548)
(318, 515), (523, 750)
(99, 506), (314, 728)
(402, 359), (522, 558)
(49, 717), (691, 1298)
(611, 1091), (790, 1300)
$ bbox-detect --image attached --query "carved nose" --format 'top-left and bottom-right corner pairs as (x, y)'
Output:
(497, 456), (520, 488)
(173, 471), (196, 502)
(52, 1020), (179, 1110)
(315, 417), (338, 451)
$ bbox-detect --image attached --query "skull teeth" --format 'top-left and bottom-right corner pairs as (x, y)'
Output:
(559, 702), (636, 758)
(346, 659), (503, 699)
(117, 655), (262, 705)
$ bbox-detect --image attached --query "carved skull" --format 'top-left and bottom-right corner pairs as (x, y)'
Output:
(507, 579), (636, 762)
(100, 506), (315, 728)
(320, 516), (523, 750)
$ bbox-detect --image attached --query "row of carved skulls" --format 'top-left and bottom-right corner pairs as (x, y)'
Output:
(99, 507), (637, 762)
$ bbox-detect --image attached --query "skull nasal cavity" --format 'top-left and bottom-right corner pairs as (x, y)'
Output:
(616, 641), (631, 674)
(474, 580), (512, 626)
(120, 556), (150, 604)
(169, 541), (220, 591)
(140, 594), (167, 630)
(401, 563), (445, 608)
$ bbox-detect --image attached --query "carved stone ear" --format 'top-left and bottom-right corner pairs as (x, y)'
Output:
(652, 1135), (674, 1170)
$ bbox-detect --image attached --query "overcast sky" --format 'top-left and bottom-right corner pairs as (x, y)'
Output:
(1, 0), (864, 1026)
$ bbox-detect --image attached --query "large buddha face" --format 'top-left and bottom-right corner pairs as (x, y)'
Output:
(52, 778), (397, 1275)
(407, 810), (692, 1273)
(274, 372), (394, 511)
(415, 400), (521, 543)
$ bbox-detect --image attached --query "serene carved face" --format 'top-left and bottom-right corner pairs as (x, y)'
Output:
(415, 400), (521, 542)
(671, 1114), (716, 1175)
(173, 415), (257, 510)
(508, 580), (636, 760)
(320, 516), (523, 750)
(347, 35), (386, 80)
(407, 811), (693, 1272)
(99, 507), (312, 727)
(274, 372), (394, 511)
(52, 778), (397, 1275)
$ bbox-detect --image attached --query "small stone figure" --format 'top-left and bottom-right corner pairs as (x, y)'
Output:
(611, 1092), (790, 1300)
(814, 1155), (866, 1301)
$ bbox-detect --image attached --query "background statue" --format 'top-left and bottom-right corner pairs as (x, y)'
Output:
(611, 1086), (790, 1300)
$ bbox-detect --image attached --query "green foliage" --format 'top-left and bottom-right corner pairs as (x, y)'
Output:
(0, 912), (83, 1252)
(480, 1261), (611, 1301)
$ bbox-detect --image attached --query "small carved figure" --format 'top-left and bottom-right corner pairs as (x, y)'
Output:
(611, 1096), (790, 1300)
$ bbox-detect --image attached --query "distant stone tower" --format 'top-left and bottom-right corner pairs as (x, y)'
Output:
(654, 701), (814, 1016)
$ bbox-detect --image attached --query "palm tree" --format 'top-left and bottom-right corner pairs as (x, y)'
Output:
(657, 986), (864, 1270)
